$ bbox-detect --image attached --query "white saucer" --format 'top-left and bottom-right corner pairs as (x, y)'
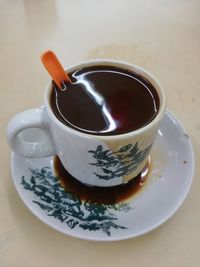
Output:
(11, 111), (194, 241)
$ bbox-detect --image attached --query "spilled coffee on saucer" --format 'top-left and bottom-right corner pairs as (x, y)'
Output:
(50, 65), (160, 135)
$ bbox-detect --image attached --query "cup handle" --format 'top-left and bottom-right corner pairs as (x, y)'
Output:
(7, 107), (56, 157)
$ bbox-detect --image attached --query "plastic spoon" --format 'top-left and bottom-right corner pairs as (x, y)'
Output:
(41, 50), (71, 90)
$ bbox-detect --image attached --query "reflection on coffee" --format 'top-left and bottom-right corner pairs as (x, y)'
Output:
(50, 65), (160, 135)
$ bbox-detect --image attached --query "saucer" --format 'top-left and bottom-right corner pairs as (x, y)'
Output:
(11, 111), (194, 241)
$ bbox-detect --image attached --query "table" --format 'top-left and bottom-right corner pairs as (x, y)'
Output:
(0, 1), (199, 266)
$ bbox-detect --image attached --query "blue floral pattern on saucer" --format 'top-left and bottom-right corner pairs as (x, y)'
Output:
(21, 167), (131, 236)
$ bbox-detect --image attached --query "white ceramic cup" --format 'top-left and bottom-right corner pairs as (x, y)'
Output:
(7, 60), (166, 187)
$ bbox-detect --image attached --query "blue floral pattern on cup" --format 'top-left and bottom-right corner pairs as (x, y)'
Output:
(89, 142), (152, 180)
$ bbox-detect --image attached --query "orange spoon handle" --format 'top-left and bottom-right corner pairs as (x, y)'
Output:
(41, 50), (71, 90)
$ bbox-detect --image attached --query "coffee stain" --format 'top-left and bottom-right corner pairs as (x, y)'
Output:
(122, 157), (150, 184)
(54, 156), (148, 204)
(100, 138), (152, 184)
(87, 44), (152, 68)
(184, 133), (189, 139)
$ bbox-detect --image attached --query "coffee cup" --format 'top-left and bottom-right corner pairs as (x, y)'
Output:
(7, 60), (166, 187)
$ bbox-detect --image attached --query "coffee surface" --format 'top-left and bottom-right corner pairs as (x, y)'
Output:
(50, 65), (159, 135)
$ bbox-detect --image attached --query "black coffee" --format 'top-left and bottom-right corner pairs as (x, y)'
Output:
(50, 65), (159, 135)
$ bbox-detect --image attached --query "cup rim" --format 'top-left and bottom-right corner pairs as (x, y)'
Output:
(44, 59), (166, 140)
